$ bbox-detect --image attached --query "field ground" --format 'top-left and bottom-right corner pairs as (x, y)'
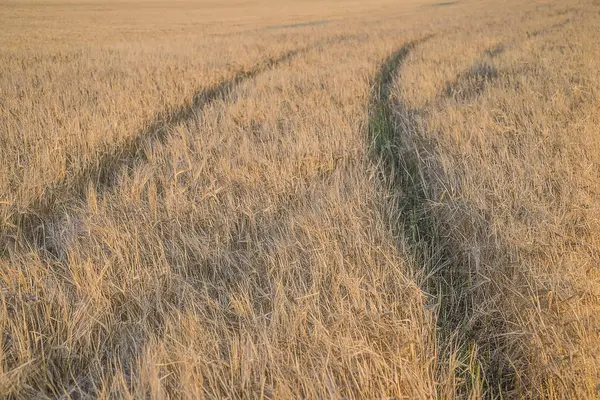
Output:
(1, 0), (600, 398)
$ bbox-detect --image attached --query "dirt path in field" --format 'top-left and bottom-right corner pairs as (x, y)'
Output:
(0, 35), (357, 257)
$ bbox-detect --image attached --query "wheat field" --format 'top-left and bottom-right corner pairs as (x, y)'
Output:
(1, 0), (599, 398)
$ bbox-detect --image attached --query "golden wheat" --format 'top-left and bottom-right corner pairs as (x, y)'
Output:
(1, 0), (599, 398)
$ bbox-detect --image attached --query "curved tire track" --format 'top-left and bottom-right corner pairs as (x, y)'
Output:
(368, 14), (580, 396)
(441, 17), (575, 104)
(368, 34), (517, 397)
(0, 35), (358, 256)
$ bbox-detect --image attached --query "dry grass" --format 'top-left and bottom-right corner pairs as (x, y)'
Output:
(1, 0), (599, 398)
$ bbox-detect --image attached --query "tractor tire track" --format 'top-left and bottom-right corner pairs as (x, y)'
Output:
(0, 35), (359, 257)
(368, 13), (580, 396)
(368, 35), (518, 397)
(528, 17), (572, 37)
(441, 16), (576, 104)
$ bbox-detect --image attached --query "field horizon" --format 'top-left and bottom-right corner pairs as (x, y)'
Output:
(1, 0), (600, 398)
